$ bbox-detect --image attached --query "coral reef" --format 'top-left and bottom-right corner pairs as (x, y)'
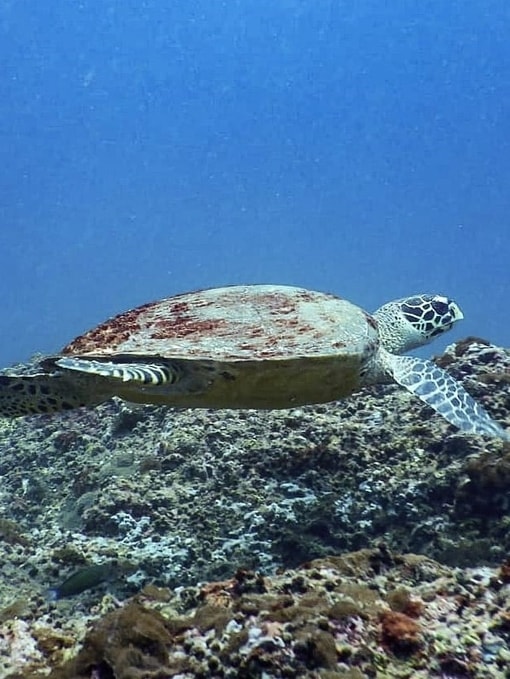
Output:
(0, 339), (509, 676)
(5, 547), (510, 678)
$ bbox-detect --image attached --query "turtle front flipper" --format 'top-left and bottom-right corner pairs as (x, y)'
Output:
(0, 372), (113, 418)
(387, 354), (510, 440)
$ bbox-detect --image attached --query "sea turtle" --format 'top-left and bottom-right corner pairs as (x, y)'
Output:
(0, 285), (507, 439)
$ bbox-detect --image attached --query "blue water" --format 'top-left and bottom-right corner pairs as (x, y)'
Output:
(1, 1), (509, 366)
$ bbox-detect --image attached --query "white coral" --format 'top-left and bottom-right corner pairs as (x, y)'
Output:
(0, 618), (44, 675)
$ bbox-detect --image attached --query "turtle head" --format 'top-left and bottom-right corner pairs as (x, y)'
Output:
(374, 294), (463, 355)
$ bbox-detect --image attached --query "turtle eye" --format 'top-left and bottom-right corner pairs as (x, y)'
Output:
(431, 299), (450, 317)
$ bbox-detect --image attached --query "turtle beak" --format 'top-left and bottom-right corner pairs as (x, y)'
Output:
(431, 296), (464, 326)
(449, 300), (464, 323)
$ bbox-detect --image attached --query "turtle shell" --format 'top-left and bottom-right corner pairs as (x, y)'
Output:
(60, 285), (380, 409)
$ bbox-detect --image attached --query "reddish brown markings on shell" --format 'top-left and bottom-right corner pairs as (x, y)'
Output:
(168, 300), (190, 314)
(62, 300), (159, 354)
(150, 317), (227, 340)
(60, 286), (347, 358)
(61, 292), (245, 354)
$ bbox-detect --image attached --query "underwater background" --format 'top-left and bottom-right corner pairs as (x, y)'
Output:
(1, 0), (509, 364)
(3, 4), (510, 677)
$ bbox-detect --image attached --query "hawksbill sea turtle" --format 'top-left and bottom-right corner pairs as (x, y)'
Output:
(0, 285), (507, 439)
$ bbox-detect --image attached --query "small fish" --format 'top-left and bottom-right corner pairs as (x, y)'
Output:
(46, 560), (133, 601)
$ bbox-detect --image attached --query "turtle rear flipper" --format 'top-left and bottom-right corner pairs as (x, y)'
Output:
(0, 372), (112, 418)
(55, 355), (221, 391)
(387, 354), (510, 440)
(55, 356), (183, 385)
